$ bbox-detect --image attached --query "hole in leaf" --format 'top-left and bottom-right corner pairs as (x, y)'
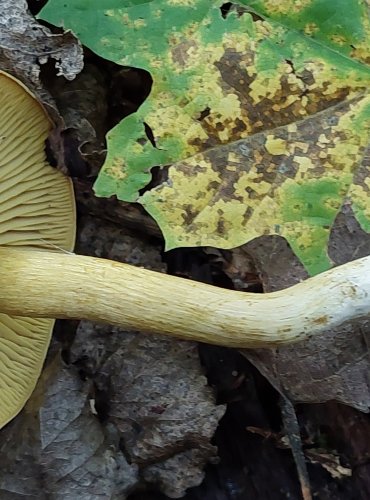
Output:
(221, 2), (262, 21)
(138, 165), (170, 196)
(197, 107), (211, 121)
(285, 59), (295, 74)
(220, 2), (233, 18)
(144, 122), (156, 147)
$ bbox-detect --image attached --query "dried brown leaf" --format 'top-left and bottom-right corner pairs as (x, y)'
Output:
(0, 0), (82, 92)
(0, 355), (137, 499)
(71, 216), (225, 498)
(225, 206), (370, 411)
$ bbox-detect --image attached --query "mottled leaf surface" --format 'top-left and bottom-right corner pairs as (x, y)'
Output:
(40, 0), (370, 273)
(239, 0), (370, 64)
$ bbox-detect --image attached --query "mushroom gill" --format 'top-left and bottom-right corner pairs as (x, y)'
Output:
(0, 72), (75, 427)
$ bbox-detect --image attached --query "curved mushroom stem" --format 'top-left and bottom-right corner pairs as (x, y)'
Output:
(0, 247), (370, 348)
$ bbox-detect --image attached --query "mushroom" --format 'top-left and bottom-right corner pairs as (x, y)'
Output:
(1, 71), (370, 428)
(0, 71), (75, 427)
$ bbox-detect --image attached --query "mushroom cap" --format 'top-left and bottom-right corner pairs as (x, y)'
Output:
(0, 71), (75, 427)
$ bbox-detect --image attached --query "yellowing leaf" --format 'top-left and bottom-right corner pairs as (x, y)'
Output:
(141, 95), (369, 274)
(39, 0), (370, 274)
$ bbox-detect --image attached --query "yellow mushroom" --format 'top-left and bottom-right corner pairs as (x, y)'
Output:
(0, 71), (74, 427)
(0, 71), (370, 428)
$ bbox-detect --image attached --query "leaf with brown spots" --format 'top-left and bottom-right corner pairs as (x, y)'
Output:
(40, 0), (370, 274)
(239, 0), (370, 64)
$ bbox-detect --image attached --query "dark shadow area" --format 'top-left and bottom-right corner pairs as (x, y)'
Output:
(27, 0), (48, 14)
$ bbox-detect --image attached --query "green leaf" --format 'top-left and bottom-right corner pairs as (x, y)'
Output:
(238, 0), (369, 63)
(39, 0), (370, 275)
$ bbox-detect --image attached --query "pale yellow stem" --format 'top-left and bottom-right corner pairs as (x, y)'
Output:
(0, 247), (370, 348)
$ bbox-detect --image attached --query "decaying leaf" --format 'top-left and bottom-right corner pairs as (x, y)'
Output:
(72, 215), (225, 497)
(40, 0), (370, 273)
(0, 0), (83, 91)
(141, 96), (369, 275)
(221, 205), (370, 411)
(94, 333), (223, 498)
(0, 0), (84, 176)
(246, 426), (352, 479)
(0, 355), (137, 499)
(46, 64), (109, 177)
(306, 449), (352, 479)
